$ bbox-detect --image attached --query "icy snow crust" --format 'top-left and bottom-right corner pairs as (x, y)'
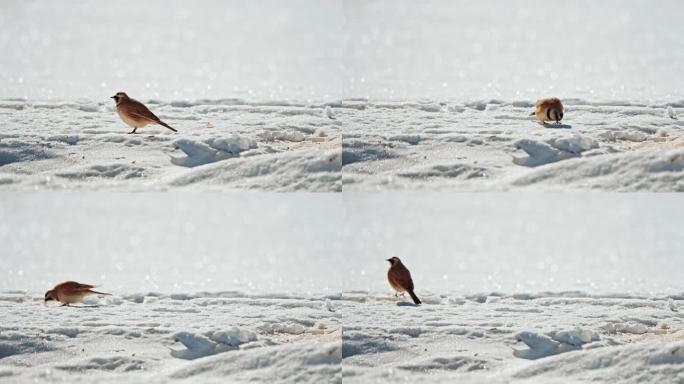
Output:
(342, 99), (684, 191)
(0, 291), (341, 383)
(342, 291), (684, 383)
(0, 99), (340, 191)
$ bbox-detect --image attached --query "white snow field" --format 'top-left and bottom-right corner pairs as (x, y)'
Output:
(342, 99), (684, 191)
(340, 0), (684, 191)
(342, 194), (684, 383)
(0, 193), (343, 383)
(0, 98), (341, 191)
(0, 0), (343, 191)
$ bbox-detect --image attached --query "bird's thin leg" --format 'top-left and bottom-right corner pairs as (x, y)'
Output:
(128, 127), (138, 134)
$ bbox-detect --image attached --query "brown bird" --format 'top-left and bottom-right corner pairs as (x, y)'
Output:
(111, 92), (177, 134)
(44, 281), (111, 306)
(532, 97), (564, 125)
(386, 256), (421, 305)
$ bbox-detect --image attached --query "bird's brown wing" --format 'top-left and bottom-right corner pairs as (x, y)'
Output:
(537, 98), (561, 110)
(126, 99), (162, 123)
(393, 266), (415, 291)
(57, 281), (96, 291)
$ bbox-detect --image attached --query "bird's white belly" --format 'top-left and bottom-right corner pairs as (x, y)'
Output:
(57, 293), (86, 304)
(117, 109), (150, 128)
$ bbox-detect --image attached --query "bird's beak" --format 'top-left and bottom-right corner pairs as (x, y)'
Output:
(386, 258), (391, 262)
(110, 96), (116, 99)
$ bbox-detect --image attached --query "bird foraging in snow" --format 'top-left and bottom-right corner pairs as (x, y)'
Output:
(111, 92), (177, 134)
(386, 256), (421, 305)
(44, 281), (111, 306)
(532, 98), (564, 125)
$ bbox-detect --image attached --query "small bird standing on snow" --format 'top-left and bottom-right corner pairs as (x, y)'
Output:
(44, 281), (111, 306)
(386, 256), (421, 305)
(532, 98), (564, 125)
(111, 92), (177, 134)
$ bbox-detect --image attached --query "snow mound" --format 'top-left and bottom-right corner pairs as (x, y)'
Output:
(398, 356), (487, 372)
(342, 140), (396, 166)
(511, 149), (684, 191)
(398, 163), (488, 180)
(514, 329), (599, 360)
(55, 164), (145, 180)
(513, 135), (598, 167)
(342, 331), (397, 358)
(259, 323), (307, 335)
(168, 149), (341, 192)
(56, 357), (145, 372)
(0, 332), (53, 359)
(601, 322), (649, 335)
(0, 141), (54, 166)
(512, 341), (684, 383)
(171, 328), (257, 360)
(258, 130), (306, 142)
(169, 341), (341, 384)
(171, 136), (257, 167)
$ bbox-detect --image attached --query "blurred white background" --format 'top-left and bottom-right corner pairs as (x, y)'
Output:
(343, 193), (684, 295)
(0, 193), (343, 294)
(0, 0), (681, 101)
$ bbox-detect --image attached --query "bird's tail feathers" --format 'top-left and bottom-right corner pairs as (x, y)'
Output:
(88, 290), (111, 296)
(158, 120), (178, 132)
(408, 290), (421, 305)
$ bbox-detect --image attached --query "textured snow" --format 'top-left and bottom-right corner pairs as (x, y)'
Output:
(342, 292), (684, 383)
(342, 100), (684, 191)
(339, 193), (684, 382)
(0, 99), (341, 191)
(0, 292), (340, 383)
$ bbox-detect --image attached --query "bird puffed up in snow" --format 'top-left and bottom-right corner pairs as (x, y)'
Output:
(44, 281), (111, 306)
(386, 256), (421, 305)
(111, 92), (177, 134)
(532, 98), (564, 125)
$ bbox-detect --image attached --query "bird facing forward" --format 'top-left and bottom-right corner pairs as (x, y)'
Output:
(532, 97), (564, 125)
(44, 281), (111, 306)
(111, 92), (177, 134)
(386, 256), (421, 305)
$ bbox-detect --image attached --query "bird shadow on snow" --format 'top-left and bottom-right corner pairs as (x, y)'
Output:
(542, 123), (572, 129)
(396, 301), (419, 307)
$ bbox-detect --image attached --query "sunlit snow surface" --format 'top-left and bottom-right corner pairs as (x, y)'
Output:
(342, 99), (684, 191)
(341, 194), (684, 383)
(3, 1), (684, 190)
(0, 99), (341, 191)
(0, 193), (342, 383)
(1, 194), (684, 382)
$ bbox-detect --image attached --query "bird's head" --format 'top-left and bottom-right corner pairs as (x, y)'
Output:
(386, 256), (401, 266)
(44, 289), (56, 303)
(110, 92), (128, 103)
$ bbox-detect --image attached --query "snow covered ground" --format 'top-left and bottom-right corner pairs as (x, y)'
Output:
(0, 193), (342, 383)
(0, 99), (340, 191)
(1, 291), (340, 383)
(342, 99), (684, 191)
(342, 194), (684, 383)
(1, 1), (343, 191)
(338, 0), (684, 191)
(3, 1), (683, 191)
(342, 292), (683, 383)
